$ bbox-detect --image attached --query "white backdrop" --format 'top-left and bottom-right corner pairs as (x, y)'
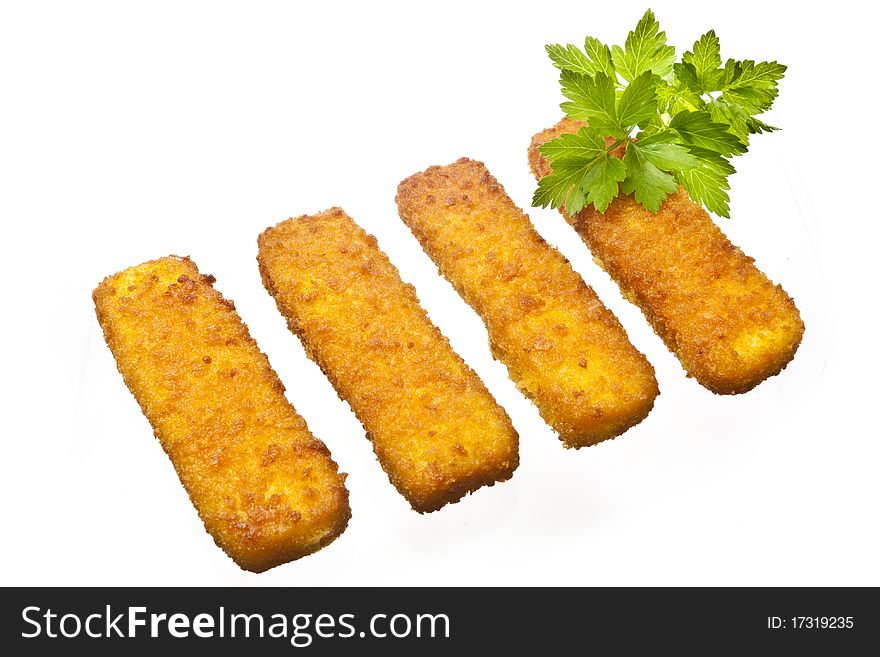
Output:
(1, 0), (876, 586)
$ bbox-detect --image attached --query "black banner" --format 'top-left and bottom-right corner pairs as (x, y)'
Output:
(1, 587), (875, 654)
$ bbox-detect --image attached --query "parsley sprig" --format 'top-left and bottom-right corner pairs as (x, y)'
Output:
(533, 9), (785, 218)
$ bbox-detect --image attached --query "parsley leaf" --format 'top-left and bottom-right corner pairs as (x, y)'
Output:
(638, 142), (700, 171)
(559, 71), (626, 138)
(657, 78), (703, 116)
(580, 155), (628, 213)
(621, 143), (679, 212)
(547, 37), (615, 77)
(669, 110), (747, 157)
(534, 127), (626, 214)
(535, 129), (602, 161)
(719, 59), (786, 114)
(617, 71), (659, 128)
(583, 37), (615, 76)
(682, 30), (721, 87)
(676, 147), (736, 218)
(675, 39), (786, 145)
(611, 9), (676, 82)
(546, 43), (599, 77)
(533, 158), (590, 211)
(534, 9), (784, 218)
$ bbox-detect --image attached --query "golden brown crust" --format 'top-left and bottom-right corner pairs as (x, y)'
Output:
(529, 118), (805, 394)
(257, 209), (519, 512)
(396, 159), (658, 447)
(93, 256), (350, 572)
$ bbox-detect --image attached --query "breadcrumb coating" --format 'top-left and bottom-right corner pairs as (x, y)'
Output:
(93, 256), (350, 572)
(396, 159), (658, 447)
(529, 118), (805, 394)
(257, 209), (519, 512)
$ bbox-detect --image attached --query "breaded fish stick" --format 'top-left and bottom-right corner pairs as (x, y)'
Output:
(257, 209), (518, 512)
(396, 159), (658, 448)
(93, 256), (350, 572)
(529, 118), (805, 394)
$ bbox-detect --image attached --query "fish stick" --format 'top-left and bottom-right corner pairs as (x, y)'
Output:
(257, 209), (519, 512)
(93, 256), (350, 572)
(396, 159), (658, 448)
(529, 118), (805, 394)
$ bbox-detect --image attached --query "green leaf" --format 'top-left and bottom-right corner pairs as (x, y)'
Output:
(706, 98), (781, 144)
(745, 116), (779, 134)
(535, 11), (784, 218)
(676, 146), (736, 217)
(656, 78), (704, 115)
(532, 126), (626, 214)
(532, 149), (625, 215)
(546, 43), (598, 76)
(537, 127), (606, 161)
(533, 159), (588, 210)
(673, 61), (701, 92)
(545, 38), (615, 77)
(621, 143), (679, 212)
(669, 110), (747, 157)
(728, 59), (786, 91)
(584, 36), (615, 75)
(638, 142), (700, 171)
(559, 70), (625, 138)
(715, 59), (785, 112)
(611, 9), (676, 82)
(682, 30), (721, 87)
(706, 99), (751, 143)
(669, 90), (705, 115)
(633, 127), (678, 145)
(534, 127), (609, 212)
(673, 40), (784, 145)
(578, 155), (627, 213)
(617, 71), (659, 128)
(722, 86), (779, 115)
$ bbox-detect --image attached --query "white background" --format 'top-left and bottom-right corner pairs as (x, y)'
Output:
(1, 0), (877, 586)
